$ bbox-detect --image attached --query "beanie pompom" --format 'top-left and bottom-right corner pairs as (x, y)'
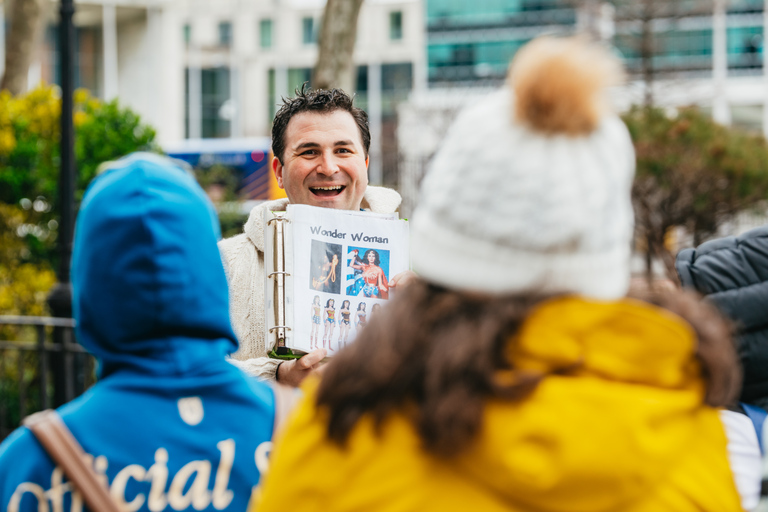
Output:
(510, 36), (624, 136)
(411, 36), (634, 299)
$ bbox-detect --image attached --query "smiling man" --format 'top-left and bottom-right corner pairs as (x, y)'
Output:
(219, 86), (403, 386)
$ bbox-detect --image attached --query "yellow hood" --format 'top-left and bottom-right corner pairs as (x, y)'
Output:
(257, 297), (741, 512)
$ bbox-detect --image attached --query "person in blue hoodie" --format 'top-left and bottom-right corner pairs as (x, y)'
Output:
(0, 153), (277, 512)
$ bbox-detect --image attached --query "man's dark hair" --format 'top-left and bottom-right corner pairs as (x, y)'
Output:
(271, 83), (370, 164)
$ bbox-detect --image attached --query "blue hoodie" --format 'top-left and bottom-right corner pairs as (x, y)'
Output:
(0, 154), (276, 512)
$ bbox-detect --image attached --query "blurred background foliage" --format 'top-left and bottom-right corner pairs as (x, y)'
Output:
(0, 85), (157, 320)
(194, 163), (248, 239)
(625, 105), (768, 281)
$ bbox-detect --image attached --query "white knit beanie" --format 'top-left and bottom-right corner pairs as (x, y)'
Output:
(411, 37), (635, 300)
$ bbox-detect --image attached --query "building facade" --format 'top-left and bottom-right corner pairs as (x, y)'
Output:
(2, 0), (424, 190)
(396, 0), (768, 215)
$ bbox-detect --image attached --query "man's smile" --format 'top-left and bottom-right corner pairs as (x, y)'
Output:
(310, 185), (346, 198)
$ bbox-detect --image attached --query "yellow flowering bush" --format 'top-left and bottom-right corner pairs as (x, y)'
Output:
(0, 85), (156, 317)
(0, 203), (56, 344)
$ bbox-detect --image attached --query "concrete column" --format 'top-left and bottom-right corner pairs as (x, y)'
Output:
(229, 54), (241, 138)
(188, 50), (202, 139)
(274, 65), (287, 106)
(598, 2), (615, 42)
(367, 61), (383, 186)
(712, 0), (731, 125)
(147, 7), (162, 128)
(154, 1), (184, 144)
(102, 3), (118, 100)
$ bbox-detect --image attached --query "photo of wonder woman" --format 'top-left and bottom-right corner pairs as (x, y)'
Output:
(310, 241), (342, 294)
(349, 249), (389, 299)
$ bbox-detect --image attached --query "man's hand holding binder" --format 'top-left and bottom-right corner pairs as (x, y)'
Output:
(276, 348), (327, 386)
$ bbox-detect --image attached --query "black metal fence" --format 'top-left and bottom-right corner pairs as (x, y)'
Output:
(0, 316), (94, 440)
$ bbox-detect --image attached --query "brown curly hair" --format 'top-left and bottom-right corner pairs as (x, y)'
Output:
(316, 279), (741, 458)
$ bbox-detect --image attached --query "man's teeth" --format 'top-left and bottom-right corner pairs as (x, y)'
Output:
(312, 186), (342, 191)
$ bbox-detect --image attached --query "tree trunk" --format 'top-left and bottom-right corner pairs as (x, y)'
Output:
(644, 232), (654, 285)
(657, 245), (680, 285)
(313, 0), (364, 93)
(1, 0), (45, 95)
(640, 0), (655, 106)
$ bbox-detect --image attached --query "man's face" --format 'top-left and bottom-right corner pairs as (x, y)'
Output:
(273, 110), (369, 210)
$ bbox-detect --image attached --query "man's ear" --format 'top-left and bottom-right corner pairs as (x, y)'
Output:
(365, 156), (369, 168)
(272, 156), (285, 189)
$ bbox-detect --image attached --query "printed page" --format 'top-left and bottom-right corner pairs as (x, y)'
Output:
(288, 204), (409, 355)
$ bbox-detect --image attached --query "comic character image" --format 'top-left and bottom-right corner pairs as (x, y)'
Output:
(355, 302), (367, 330)
(337, 300), (352, 349)
(371, 303), (382, 319)
(310, 295), (322, 349)
(310, 241), (342, 294)
(349, 249), (389, 299)
(345, 249), (365, 296)
(323, 299), (336, 350)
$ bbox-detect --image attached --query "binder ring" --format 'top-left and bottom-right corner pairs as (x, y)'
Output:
(269, 326), (292, 332)
(268, 271), (291, 278)
(267, 217), (291, 225)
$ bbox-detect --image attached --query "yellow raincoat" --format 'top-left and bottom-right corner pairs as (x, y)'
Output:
(256, 297), (742, 512)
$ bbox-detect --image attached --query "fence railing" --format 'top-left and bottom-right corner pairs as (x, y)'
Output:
(0, 316), (94, 440)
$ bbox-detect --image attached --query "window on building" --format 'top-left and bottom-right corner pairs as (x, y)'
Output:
(727, 25), (763, 70)
(381, 62), (413, 116)
(260, 19), (273, 48)
(268, 67), (312, 121)
(184, 67), (232, 139)
(302, 17), (315, 44)
(289, 67), (312, 91)
(389, 11), (403, 40)
(183, 24), (191, 45)
(202, 67), (231, 138)
(42, 25), (102, 95)
(382, 62), (412, 91)
(427, 39), (528, 84)
(219, 21), (233, 47)
(353, 65), (369, 110)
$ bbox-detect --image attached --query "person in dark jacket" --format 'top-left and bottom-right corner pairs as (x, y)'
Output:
(676, 225), (768, 408)
(676, 224), (768, 510)
(0, 153), (277, 511)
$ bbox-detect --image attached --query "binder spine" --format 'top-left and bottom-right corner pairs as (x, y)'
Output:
(267, 215), (291, 348)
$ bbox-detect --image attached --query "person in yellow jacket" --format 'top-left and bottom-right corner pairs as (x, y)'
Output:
(255, 36), (744, 512)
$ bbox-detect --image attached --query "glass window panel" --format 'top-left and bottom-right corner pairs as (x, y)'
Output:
(201, 67), (231, 138)
(260, 19), (273, 48)
(389, 11), (403, 40)
(288, 67), (312, 92)
(302, 17), (315, 44)
(219, 21), (232, 47)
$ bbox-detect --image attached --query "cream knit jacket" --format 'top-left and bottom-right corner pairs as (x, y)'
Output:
(219, 186), (402, 380)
